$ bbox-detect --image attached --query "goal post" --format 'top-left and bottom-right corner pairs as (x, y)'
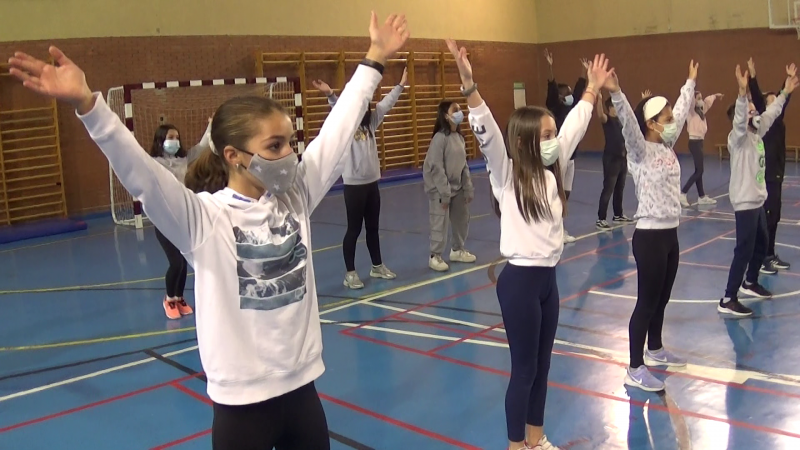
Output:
(106, 77), (303, 227)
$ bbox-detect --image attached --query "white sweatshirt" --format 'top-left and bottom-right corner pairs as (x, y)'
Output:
(328, 84), (404, 185)
(611, 79), (695, 229)
(728, 93), (786, 211)
(77, 65), (381, 405)
(468, 99), (592, 266)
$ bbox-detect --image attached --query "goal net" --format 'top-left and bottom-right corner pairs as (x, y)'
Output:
(106, 77), (303, 227)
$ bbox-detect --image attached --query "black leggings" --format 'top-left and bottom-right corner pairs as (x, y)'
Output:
(212, 382), (329, 450)
(343, 182), (382, 271)
(598, 155), (627, 220)
(155, 228), (187, 298)
(681, 140), (705, 196)
(496, 264), (559, 442)
(765, 180), (782, 256)
(629, 228), (679, 368)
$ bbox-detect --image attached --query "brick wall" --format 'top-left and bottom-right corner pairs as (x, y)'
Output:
(0, 36), (541, 215)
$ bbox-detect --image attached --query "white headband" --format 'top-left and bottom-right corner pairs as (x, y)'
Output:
(643, 96), (668, 121)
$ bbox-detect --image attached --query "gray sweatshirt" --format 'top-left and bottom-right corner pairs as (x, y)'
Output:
(728, 93), (786, 211)
(328, 85), (404, 185)
(423, 131), (473, 204)
(152, 122), (210, 184)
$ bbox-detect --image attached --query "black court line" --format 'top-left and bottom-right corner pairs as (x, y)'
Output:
(145, 349), (374, 450)
(0, 338), (197, 382)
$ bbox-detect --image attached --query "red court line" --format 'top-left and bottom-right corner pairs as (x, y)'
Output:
(343, 329), (800, 439)
(151, 429), (211, 450)
(171, 382), (212, 405)
(0, 373), (202, 434)
(394, 316), (506, 344)
(319, 393), (482, 450)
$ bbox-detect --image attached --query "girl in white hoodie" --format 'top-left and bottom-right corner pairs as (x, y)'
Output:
(8, 12), (408, 449)
(447, 39), (613, 450)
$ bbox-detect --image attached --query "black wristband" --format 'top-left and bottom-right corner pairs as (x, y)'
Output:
(360, 58), (385, 75)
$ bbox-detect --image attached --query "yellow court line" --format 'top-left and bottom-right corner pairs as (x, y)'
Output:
(0, 224), (154, 255)
(0, 327), (197, 351)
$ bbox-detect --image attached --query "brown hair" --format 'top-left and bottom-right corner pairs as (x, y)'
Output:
(491, 106), (566, 222)
(184, 96), (286, 194)
(149, 124), (186, 158)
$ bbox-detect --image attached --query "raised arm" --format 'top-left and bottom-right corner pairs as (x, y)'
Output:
(670, 61), (700, 144)
(9, 47), (214, 253)
(297, 12), (409, 213)
(757, 75), (798, 138)
(747, 57), (767, 114)
(608, 74), (648, 164)
(371, 67), (406, 128)
(557, 54), (610, 164)
(596, 91), (608, 123)
(187, 119), (212, 165)
(730, 65), (751, 150)
(448, 39), (511, 201)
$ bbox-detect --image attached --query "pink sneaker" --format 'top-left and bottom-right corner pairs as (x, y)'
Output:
(175, 298), (193, 316)
(163, 297), (181, 320)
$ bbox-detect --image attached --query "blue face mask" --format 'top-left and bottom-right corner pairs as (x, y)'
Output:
(163, 139), (180, 155)
(563, 95), (574, 106)
(450, 110), (464, 125)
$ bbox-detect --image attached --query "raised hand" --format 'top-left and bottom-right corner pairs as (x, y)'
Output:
(445, 39), (473, 87)
(8, 46), (93, 112)
(783, 75), (799, 95)
(580, 58), (590, 73)
(735, 65), (749, 93)
(748, 57), (756, 78)
(400, 66), (408, 86)
(585, 54), (614, 93)
(311, 79), (333, 96)
(714, 93), (725, 99)
(787, 63), (797, 78)
(366, 12), (410, 65)
(689, 60), (699, 81)
(641, 89), (652, 98)
(544, 49), (553, 66)
(603, 71), (620, 93)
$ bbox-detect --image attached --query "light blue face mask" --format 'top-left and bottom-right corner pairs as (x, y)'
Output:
(450, 110), (464, 125)
(163, 139), (180, 155)
(563, 95), (574, 106)
(540, 138), (560, 166)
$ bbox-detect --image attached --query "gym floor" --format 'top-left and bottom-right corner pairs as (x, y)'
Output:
(1, 153), (800, 450)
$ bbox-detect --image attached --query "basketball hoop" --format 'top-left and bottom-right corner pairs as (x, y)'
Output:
(793, 18), (800, 39)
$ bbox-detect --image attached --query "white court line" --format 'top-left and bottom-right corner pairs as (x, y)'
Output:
(589, 288), (800, 304)
(0, 345), (198, 403)
(721, 236), (800, 252)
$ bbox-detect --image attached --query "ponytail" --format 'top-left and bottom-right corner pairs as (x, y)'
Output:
(185, 149), (227, 194)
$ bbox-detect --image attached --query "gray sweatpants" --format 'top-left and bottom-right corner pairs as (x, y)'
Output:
(429, 189), (470, 255)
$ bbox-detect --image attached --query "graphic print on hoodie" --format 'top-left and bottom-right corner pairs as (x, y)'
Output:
(235, 214), (308, 311)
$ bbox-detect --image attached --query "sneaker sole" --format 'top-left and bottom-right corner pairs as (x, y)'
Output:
(717, 304), (753, 317)
(759, 268), (778, 275)
(774, 264), (790, 270)
(370, 272), (396, 280)
(738, 287), (772, 298)
(623, 374), (665, 392)
(644, 355), (687, 367)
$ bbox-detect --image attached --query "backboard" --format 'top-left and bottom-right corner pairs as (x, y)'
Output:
(769, 0), (800, 37)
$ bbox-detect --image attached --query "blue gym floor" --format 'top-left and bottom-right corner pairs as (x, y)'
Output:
(2, 153), (800, 450)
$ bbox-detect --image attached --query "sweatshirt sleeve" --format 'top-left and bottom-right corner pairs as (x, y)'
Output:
(546, 79), (560, 113)
(749, 77), (766, 114)
(296, 65), (382, 212)
(728, 95), (749, 151)
(556, 99), (593, 167)
(468, 101), (510, 203)
(78, 94), (217, 253)
(703, 95), (717, 112)
(371, 85), (404, 128)
(757, 92), (787, 138)
(187, 120), (212, 165)
(461, 160), (474, 199)
(326, 93), (339, 108)
(611, 90), (648, 164)
(572, 77), (587, 102)
(423, 133), (452, 203)
(670, 79), (696, 147)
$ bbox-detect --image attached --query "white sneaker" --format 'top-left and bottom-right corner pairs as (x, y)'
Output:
(429, 255), (449, 272)
(343, 272), (364, 289)
(449, 249), (476, 263)
(679, 193), (690, 207)
(369, 264), (396, 280)
(697, 196), (717, 205)
(563, 233), (577, 244)
(528, 435), (561, 450)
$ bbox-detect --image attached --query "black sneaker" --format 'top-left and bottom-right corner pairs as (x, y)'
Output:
(596, 219), (611, 230)
(717, 297), (753, 316)
(773, 254), (790, 270)
(760, 259), (779, 275)
(739, 281), (773, 298)
(613, 215), (634, 222)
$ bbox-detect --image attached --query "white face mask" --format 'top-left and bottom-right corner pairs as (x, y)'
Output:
(450, 110), (464, 125)
(563, 95), (574, 106)
(540, 138), (560, 166)
(750, 115), (762, 130)
(656, 121), (678, 143)
(163, 139), (180, 155)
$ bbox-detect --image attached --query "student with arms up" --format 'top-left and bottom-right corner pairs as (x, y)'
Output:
(451, 37), (613, 450)
(8, 12), (409, 449)
(595, 92), (632, 230)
